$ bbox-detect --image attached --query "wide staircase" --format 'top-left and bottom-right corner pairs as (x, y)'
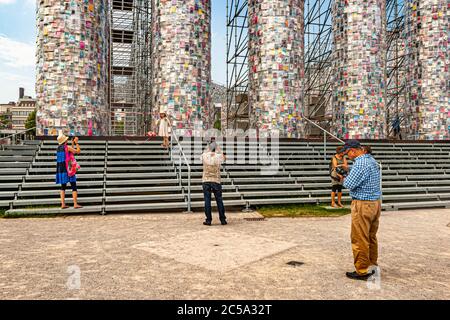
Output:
(1, 138), (450, 215)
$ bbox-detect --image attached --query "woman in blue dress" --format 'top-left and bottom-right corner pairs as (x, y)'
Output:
(56, 133), (82, 209)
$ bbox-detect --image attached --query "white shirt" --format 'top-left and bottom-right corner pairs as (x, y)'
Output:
(200, 152), (224, 183)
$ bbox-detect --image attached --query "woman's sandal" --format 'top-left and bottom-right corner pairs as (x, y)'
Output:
(74, 205), (83, 209)
(61, 205), (69, 209)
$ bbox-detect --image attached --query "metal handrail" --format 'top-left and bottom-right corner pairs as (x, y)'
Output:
(302, 117), (344, 143)
(170, 128), (192, 212)
(302, 117), (343, 161)
(0, 127), (36, 143)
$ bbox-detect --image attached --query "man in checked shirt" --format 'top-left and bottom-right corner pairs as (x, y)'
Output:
(339, 140), (381, 280)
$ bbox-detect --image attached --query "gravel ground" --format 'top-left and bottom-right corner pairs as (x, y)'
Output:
(0, 209), (449, 300)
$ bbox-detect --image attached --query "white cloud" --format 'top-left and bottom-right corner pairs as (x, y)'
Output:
(0, 0), (16, 5)
(0, 71), (35, 102)
(25, 0), (35, 9)
(0, 35), (35, 68)
(0, 36), (36, 102)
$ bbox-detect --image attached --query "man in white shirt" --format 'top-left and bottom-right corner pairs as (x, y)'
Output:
(200, 141), (227, 226)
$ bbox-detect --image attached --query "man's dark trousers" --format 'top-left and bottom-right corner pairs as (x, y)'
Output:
(202, 182), (226, 223)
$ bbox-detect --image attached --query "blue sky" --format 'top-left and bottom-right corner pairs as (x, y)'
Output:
(0, 0), (228, 102)
(0, 0), (36, 103)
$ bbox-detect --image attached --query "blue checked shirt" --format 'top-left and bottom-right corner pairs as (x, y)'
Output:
(343, 154), (381, 201)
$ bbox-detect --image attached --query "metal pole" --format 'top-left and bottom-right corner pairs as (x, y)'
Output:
(187, 166), (191, 212)
(179, 149), (182, 187)
(302, 116), (344, 143)
(379, 162), (383, 208)
(324, 130), (327, 161)
(170, 128), (173, 161)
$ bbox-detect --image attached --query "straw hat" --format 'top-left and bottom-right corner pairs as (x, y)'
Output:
(57, 132), (69, 145)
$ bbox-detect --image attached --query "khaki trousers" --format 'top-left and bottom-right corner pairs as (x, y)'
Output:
(350, 199), (381, 275)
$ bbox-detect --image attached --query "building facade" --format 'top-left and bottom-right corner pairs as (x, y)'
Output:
(12, 97), (36, 130)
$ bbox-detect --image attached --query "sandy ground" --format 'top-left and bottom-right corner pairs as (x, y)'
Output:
(0, 209), (449, 300)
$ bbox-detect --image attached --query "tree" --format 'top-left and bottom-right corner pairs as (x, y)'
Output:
(213, 119), (221, 130)
(25, 109), (36, 136)
(0, 114), (12, 130)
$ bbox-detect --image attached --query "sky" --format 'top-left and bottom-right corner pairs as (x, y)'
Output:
(0, 0), (228, 103)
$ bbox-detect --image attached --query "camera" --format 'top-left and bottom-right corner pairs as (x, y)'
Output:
(335, 166), (348, 177)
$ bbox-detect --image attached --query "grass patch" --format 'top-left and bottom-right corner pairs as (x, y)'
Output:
(0, 206), (65, 219)
(2, 212), (64, 219)
(257, 204), (351, 218)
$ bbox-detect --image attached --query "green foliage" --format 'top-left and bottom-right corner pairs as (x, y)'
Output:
(0, 114), (12, 129)
(213, 119), (221, 130)
(25, 109), (36, 136)
(116, 120), (125, 134)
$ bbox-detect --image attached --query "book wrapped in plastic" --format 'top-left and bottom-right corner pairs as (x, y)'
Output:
(331, 0), (387, 140)
(35, 0), (109, 136)
(248, 0), (305, 138)
(151, 0), (211, 137)
(404, 0), (449, 140)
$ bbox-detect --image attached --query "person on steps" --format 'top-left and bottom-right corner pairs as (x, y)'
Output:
(330, 146), (348, 208)
(157, 112), (172, 149)
(56, 133), (82, 209)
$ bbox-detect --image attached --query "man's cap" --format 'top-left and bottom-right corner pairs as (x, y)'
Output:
(342, 140), (362, 152)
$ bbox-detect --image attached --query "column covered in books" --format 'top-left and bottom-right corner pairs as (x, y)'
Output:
(35, 0), (109, 136)
(331, 0), (387, 139)
(248, 0), (305, 138)
(151, 0), (211, 137)
(404, 0), (449, 140)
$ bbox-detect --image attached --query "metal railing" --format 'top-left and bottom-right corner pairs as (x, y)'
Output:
(170, 128), (192, 212)
(0, 127), (36, 146)
(302, 117), (383, 206)
(302, 117), (344, 160)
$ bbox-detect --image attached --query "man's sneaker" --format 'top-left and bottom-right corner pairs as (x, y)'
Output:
(345, 270), (375, 281)
(220, 220), (227, 225)
(203, 221), (211, 226)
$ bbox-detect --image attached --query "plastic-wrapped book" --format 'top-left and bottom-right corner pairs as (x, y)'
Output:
(331, 0), (387, 140)
(151, 0), (211, 137)
(248, 0), (305, 138)
(404, 0), (449, 140)
(35, 0), (109, 136)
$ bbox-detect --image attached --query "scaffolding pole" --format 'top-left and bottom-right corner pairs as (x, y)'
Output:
(226, 0), (408, 138)
(109, 0), (152, 136)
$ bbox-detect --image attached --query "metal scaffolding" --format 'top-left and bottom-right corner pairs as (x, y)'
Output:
(226, 0), (249, 131)
(110, 0), (152, 136)
(226, 0), (409, 138)
(386, 0), (407, 138)
(303, 0), (333, 136)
